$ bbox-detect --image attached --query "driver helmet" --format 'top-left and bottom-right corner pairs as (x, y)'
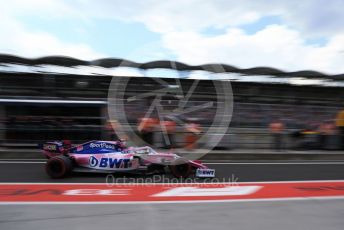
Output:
(117, 139), (127, 149)
(62, 140), (72, 149)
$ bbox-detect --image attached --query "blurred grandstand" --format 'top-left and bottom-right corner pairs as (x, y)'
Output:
(0, 54), (343, 150)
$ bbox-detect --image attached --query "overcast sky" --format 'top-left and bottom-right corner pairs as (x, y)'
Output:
(1, 0), (344, 74)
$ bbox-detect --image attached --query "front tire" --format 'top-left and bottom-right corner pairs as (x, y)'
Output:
(45, 155), (73, 178)
(169, 159), (192, 178)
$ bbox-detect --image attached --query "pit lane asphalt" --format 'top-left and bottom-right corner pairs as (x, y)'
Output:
(1, 161), (344, 230)
(0, 160), (343, 183)
(1, 200), (344, 230)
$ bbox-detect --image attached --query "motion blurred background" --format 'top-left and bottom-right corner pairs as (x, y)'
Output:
(0, 55), (343, 151)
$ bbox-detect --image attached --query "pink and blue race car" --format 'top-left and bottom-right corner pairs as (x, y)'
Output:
(42, 140), (215, 179)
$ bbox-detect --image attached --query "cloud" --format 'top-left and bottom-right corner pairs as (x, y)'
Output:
(1, 0), (344, 73)
(1, 0), (83, 20)
(58, 1), (265, 33)
(62, 0), (344, 36)
(274, 0), (344, 37)
(0, 2), (104, 59)
(162, 25), (344, 73)
(49, 0), (344, 73)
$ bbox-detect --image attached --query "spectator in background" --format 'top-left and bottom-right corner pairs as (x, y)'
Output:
(269, 119), (285, 151)
(137, 117), (158, 146)
(160, 117), (177, 149)
(105, 120), (119, 141)
(336, 109), (344, 149)
(318, 121), (336, 150)
(184, 119), (202, 150)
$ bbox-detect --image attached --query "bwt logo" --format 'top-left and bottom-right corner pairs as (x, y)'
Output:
(89, 156), (131, 168)
(89, 156), (99, 167)
(197, 169), (215, 175)
(202, 171), (214, 175)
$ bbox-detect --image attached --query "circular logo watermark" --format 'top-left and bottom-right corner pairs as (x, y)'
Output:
(107, 61), (233, 160)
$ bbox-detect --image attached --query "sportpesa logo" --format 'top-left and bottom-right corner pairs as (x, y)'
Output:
(89, 156), (131, 168)
(90, 142), (116, 149)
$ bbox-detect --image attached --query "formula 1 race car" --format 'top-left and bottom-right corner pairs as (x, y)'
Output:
(41, 140), (215, 179)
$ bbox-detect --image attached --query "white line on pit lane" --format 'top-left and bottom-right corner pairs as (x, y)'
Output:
(0, 159), (46, 161)
(2, 196), (344, 205)
(205, 162), (344, 165)
(0, 161), (45, 164)
(1, 160), (344, 165)
(2, 179), (344, 185)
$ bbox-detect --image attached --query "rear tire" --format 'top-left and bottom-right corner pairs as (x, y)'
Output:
(169, 159), (192, 178)
(45, 155), (73, 178)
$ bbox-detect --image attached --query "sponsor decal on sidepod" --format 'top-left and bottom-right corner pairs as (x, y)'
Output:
(90, 142), (116, 149)
(89, 156), (131, 169)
